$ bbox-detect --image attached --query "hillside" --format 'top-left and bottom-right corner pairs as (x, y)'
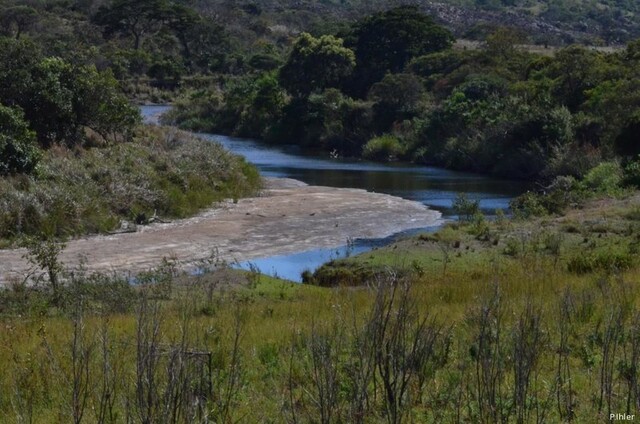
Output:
(191, 0), (638, 45)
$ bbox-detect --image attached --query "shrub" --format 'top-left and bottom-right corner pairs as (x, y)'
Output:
(362, 134), (405, 161)
(567, 250), (634, 275)
(623, 155), (640, 187)
(579, 161), (624, 196)
(511, 192), (547, 219)
(0, 105), (41, 175)
(452, 193), (480, 222)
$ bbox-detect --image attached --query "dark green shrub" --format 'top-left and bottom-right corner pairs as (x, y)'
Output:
(511, 192), (547, 219)
(0, 105), (41, 175)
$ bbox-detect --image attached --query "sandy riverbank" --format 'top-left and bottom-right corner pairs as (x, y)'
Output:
(0, 178), (441, 283)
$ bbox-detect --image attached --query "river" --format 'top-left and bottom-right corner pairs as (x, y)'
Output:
(141, 105), (528, 281)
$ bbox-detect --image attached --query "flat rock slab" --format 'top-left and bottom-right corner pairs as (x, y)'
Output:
(0, 178), (441, 283)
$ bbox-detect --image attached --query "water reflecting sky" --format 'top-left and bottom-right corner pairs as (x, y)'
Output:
(142, 106), (529, 281)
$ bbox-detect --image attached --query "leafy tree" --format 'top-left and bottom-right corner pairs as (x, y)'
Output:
(94, 0), (170, 50)
(182, 19), (231, 73)
(485, 27), (526, 59)
(0, 37), (41, 107)
(26, 57), (77, 147)
(368, 73), (426, 131)
(72, 67), (141, 143)
(0, 5), (38, 40)
(164, 3), (201, 60)
(0, 37), (139, 147)
(540, 46), (610, 111)
(347, 6), (453, 96)
(238, 73), (286, 137)
(279, 33), (355, 98)
(0, 104), (41, 175)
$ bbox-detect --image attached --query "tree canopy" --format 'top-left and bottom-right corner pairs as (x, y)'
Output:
(279, 33), (355, 98)
(347, 6), (454, 96)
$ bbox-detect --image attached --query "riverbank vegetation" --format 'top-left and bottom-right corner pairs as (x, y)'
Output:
(167, 5), (640, 182)
(0, 126), (261, 246)
(0, 28), (260, 245)
(1, 191), (639, 422)
(2, 0), (639, 182)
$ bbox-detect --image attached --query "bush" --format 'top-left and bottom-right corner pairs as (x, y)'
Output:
(623, 155), (640, 187)
(567, 250), (634, 275)
(511, 192), (548, 219)
(579, 162), (624, 196)
(0, 104), (41, 175)
(452, 193), (480, 221)
(362, 134), (405, 161)
(0, 127), (261, 242)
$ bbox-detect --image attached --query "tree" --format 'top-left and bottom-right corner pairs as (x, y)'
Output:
(542, 46), (609, 111)
(0, 38), (139, 147)
(0, 5), (38, 40)
(0, 37), (42, 107)
(0, 104), (41, 175)
(368, 73), (425, 131)
(485, 27), (526, 59)
(72, 67), (141, 143)
(181, 19), (231, 73)
(94, 0), (170, 50)
(347, 6), (453, 97)
(26, 57), (77, 147)
(279, 33), (355, 98)
(164, 3), (200, 63)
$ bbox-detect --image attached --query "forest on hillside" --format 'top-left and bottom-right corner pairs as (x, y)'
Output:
(2, 0), (640, 212)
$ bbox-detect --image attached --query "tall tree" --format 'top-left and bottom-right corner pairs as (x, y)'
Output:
(0, 5), (38, 40)
(279, 33), (355, 98)
(347, 6), (453, 97)
(94, 0), (170, 50)
(0, 104), (40, 175)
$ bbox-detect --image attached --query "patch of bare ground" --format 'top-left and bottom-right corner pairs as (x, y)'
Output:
(0, 178), (441, 283)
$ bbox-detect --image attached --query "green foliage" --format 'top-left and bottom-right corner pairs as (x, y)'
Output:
(368, 73), (426, 131)
(623, 156), (640, 187)
(0, 5), (38, 40)
(452, 193), (480, 221)
(0, 38), (139, 148)
(95, 0), (174, 50)
(0, 105), (40, 175)
(348, 6), (454, 96)
(579, 162), (624, 196)
(0, 127), (261, 242)
(279, 33), (355, 98)
(361, 134), (405, 161)
(510, 192), (548, 219)
(270, 89), (372, 154)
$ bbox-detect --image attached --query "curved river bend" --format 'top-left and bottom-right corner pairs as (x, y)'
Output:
(142, 106), (527, 281)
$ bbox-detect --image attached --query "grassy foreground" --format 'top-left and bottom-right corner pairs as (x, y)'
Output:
(0, 194), (639, 422)
(0, 126), (261, 246)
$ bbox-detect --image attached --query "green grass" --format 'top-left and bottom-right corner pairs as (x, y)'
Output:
(0, 126), (261, 244)
(1, 195), (640, 422)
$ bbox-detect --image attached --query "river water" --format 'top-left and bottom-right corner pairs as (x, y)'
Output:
(141, 105), (528, 281)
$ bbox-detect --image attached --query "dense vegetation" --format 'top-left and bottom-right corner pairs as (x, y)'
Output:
(1, 2), (639, 422)
(167, 6), (640, 184)
(1, 0), (638, 184)
(0, 2), (270, 244)
(0, 39), (260, 245)
(1, 193), (639, 422)
(0, 127), (260, 245)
